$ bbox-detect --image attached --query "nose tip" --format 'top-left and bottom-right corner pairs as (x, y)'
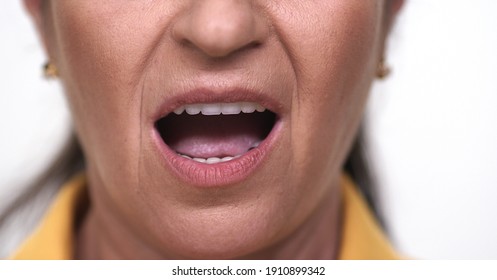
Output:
(172, 0), (269, 58)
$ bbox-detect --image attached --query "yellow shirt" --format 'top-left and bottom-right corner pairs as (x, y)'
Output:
(11, 174), (400, 260)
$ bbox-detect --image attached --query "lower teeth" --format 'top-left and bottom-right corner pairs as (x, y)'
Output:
(179, 155), (236, 164)
(177, 142), (260, 164)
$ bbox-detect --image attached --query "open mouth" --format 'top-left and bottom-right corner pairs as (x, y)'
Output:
(155, 102), (277, 164)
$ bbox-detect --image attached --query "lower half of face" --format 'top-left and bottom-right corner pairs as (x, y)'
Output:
(47, 0), (385, 258)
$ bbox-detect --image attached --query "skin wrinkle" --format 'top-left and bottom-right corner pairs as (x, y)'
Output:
(25, 0), (402, 259)
(137, 76), (146, 201)
(258, 5), (300, 95)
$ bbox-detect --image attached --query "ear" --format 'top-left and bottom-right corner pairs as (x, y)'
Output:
(24, 0), (43, 31)
(378, 0), (404, 70)
(392, 0), (405, 15)
(386, 0), (405, 32)
(23, 0), (51, 56)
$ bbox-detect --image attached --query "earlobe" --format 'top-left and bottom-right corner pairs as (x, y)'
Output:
(23, 0), (43, 26)
(23, 0), (52, 58)
(378, 0), (405, 77)
(392, 0), (405, 15)
(385, 0), (405, 34)
(388, 0), (405, 25)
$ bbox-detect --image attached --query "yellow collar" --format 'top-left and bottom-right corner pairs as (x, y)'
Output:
(338, 175), (400, 259)
(11, 173), (86, 260)
(11, 173), (400, 259)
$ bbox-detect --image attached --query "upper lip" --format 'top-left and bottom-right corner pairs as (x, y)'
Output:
(152, 87), (285, 122)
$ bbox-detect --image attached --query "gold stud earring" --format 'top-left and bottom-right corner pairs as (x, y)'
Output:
(376, 59), (391, 79)
(43, 62), (59, 79)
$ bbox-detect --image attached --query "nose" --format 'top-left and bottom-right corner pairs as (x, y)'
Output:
(172, 0), (269, 58)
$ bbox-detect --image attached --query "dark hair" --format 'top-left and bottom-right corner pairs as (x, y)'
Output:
(344, 126), (384, 227)
(0, 135), (83, 255)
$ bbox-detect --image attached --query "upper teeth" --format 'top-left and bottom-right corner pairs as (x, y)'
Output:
(174, 102), (266, 115)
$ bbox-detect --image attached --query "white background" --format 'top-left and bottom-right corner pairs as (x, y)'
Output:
(1, 1), (497, 259)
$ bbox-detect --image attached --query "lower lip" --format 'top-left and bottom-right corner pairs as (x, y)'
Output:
(152, 119), (283, 188)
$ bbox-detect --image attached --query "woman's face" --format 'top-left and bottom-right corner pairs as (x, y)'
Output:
(28, 0), (396, 258)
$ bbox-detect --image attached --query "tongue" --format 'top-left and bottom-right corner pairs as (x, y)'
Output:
(159, 113), (269, 158)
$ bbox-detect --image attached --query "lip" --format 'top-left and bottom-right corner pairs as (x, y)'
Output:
(151, 88), (285, 188)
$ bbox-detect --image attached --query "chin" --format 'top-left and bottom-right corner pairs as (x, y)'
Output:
(150, 203), (289, 259)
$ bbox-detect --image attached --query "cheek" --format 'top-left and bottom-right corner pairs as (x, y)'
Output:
(275, 1), (382, 182)
(50, 2), (167, 181)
